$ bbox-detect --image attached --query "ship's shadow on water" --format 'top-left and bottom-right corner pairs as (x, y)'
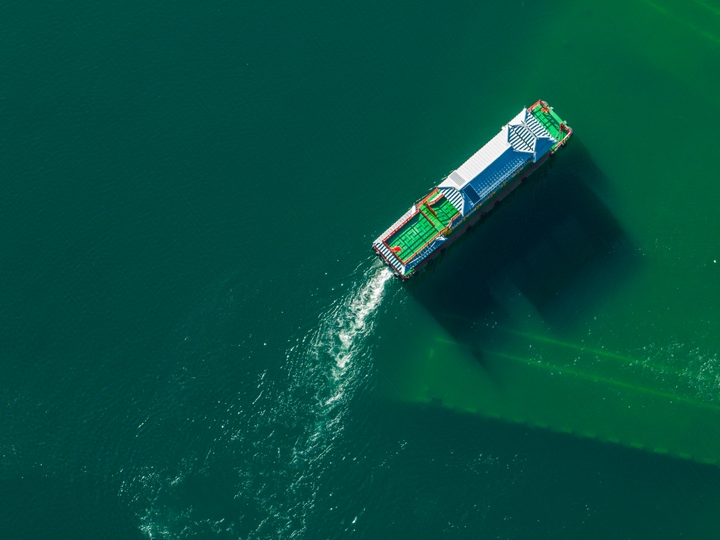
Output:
(405, 140), (639, 363)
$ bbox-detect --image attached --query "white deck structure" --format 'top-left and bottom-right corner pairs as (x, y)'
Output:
(438, 108), (556, 216)
(373, 104), (564, 278)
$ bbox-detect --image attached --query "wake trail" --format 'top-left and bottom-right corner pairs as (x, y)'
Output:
(286, 262), (393, 437)
(124, 262), (395, 540)
(276, 262), (393, 537)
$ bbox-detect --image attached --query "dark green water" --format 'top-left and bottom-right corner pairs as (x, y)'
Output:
(2, 0), (720, 538)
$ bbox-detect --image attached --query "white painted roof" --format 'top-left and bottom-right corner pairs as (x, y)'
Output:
(438, 108), (556, 215)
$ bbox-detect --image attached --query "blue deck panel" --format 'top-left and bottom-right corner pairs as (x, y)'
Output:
(533, 136), (555, 161)
(467, 147), (530, 200)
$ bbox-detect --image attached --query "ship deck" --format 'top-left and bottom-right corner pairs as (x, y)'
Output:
(386, 193), (460, 263)
(375, 100), (571, 279)
(529, 103), (567, 143)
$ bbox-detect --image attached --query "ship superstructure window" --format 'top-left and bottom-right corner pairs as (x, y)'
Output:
(463, 185), (481, 205)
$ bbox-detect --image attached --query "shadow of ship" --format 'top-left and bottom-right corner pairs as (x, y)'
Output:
(405, 139), (640, 363)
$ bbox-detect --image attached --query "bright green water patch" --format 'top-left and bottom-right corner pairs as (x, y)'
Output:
(642, 0), (720, 45)
(379, 306), (720, 467)
(496, 327), (720, 397)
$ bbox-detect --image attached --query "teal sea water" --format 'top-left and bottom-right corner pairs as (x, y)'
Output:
(2, 0), (720, 537)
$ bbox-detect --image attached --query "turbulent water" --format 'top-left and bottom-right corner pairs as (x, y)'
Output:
(115, 263), (393, 539)
(3, 0), (720, 538)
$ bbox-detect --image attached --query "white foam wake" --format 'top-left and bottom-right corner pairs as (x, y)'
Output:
(277, 263), (393, 536)
(326, 264), (393, 377)
(287, 263), (393, 431)
(123, 262), (394, 540)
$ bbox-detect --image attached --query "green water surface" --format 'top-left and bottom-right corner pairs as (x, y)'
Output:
(2, 0), (720, 538)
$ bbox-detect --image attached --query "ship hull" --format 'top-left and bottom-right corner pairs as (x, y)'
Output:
(386, 151), (552, 280)
(372, 100), (572, 280)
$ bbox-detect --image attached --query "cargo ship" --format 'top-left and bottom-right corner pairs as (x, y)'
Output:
(372, 100), (572, 279)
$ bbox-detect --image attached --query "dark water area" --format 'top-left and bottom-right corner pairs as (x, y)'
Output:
(406, 141), (637, 338)
(2, 0), (720, 538)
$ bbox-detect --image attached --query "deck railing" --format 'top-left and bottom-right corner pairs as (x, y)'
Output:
(380, 189), (442, 243)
